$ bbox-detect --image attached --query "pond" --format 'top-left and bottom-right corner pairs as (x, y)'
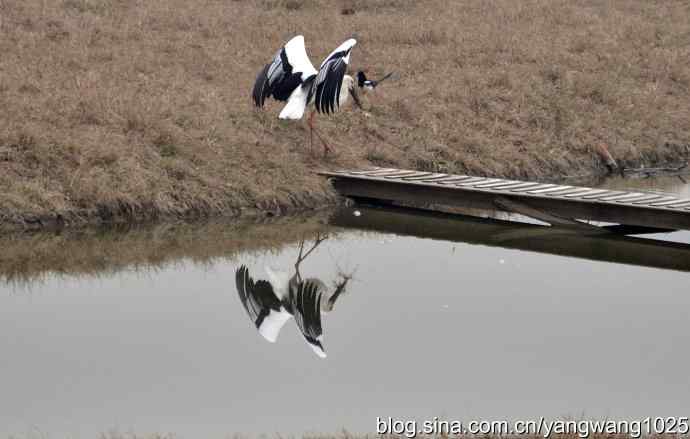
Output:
(1, 176), (689, 438)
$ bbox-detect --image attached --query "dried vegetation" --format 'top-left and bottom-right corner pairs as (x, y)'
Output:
(1, 0), (689, 230)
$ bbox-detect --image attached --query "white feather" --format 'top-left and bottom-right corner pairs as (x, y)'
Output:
(307, 338), (327, 359)
(283, 35), (318, 79)
(320, 38), (357, 68)
(278, 85), (309, 120)
(257, 309), (292, 343)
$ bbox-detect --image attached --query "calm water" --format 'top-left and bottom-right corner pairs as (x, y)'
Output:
(1, 177), (689, 438)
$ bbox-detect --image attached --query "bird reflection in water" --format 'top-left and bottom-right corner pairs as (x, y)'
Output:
(235, 234), (352, 358)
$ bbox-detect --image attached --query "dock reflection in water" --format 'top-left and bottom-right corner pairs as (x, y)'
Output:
(331, 204), (690, 273)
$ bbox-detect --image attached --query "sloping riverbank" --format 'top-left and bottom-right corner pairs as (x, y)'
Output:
(1, 0), (689, 232)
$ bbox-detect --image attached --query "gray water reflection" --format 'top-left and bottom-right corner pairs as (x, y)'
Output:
(1, 178), (689, 438)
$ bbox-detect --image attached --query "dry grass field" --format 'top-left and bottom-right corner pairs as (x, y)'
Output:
(1, 0), (689, 229)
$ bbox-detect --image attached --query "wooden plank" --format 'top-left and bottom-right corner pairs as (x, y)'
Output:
(383, 170), (422, 178)
(600, 192), (645, 201)
(664, 200), (690, 208)
(401, 172), (435, 180)
(577, 189), (612, 199)
(408, 174), (451, 182)
(563, 188), (601, 198)
(509, 183), (546, 192)
(473, 180), (520, 189)
(522, 184), (559, 193)
(489, 181), (538, 190)
(582, 190), (624, 199)
(455, 177), (489, 186)
(419, 174), (453, 182)
(363, 169), (405, 176)
(650, 197), (686, 206)
(634, 196), (671, 205)
(435, 176), (474, 184)
(511, 183), (554, 192)
(468, 178), (505, 187)
(528, 185), (573, 194)
(337, 168), (389, 175)
(621, 194), (668, 204)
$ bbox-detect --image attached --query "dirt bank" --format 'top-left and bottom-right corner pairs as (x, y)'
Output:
(1, 0), (689, 232)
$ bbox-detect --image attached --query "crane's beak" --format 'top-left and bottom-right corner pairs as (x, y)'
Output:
(350, 86), (363, 109)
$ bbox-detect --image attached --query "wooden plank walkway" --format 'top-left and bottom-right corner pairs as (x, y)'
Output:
(320, 167), (690, 232)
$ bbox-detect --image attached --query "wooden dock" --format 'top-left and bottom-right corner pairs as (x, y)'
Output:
(320, 167), (690, 232)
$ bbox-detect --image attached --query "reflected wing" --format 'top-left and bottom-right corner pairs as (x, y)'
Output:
(290, 280), (326, 358)
(235, 265), (290, 342)
(309, 38), (357, 114)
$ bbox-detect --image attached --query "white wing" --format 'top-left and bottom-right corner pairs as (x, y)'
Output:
(258, 309), (292, 343)
(320, 38), (357, 68)
(284, 35), (318, 80)
(252, 35), (318, 107)
(235, 265), (290, 342)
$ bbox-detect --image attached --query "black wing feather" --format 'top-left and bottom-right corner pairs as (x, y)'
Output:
(310, 51), (350, 115)
(252, 47), (303, 107)
(290, 280), (323, 345)
(252, 63), (271, 107)
(235, 265), (282, 328)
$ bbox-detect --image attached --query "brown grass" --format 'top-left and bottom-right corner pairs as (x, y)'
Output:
(1, 0), (689, 230)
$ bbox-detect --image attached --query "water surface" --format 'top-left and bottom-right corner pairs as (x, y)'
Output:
(1, 177), (689, 438)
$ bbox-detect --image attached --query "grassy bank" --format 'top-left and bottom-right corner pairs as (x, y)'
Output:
(1, 0), (689, 230)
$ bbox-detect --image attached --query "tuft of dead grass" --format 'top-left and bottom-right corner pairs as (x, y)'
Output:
(1, 0), (689, 231)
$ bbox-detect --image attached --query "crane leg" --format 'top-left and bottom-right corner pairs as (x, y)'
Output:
(294, 233), (328, 282)
(307, 111), (314, 152)
(307, 111), (332, 157)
